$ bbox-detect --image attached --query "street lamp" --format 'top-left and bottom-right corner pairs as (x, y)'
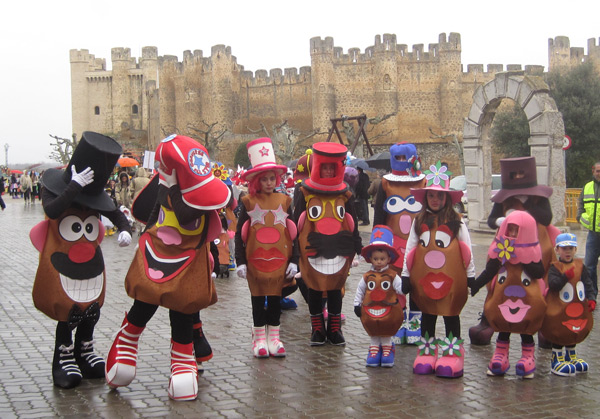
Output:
(4, 143), (8, 167)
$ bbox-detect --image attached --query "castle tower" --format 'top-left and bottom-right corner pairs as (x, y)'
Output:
(157, 55), (180, 138)
(70, 49), (102, 138)
(438, 33), (463, 137)
(140, 47), (158, 146)
(203, 45), (237, 133)
(373, 34), (399, 123)
(548, 36), (572, 71)
(111, 48), (133, 134)
(310, 37), (336, 131)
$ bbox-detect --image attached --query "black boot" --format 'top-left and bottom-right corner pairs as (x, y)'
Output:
(469, 312), (494, 345)
(310, 314), (326, 346)
(74, 339), (105, 379)
(327, 313), (346, 346)
(193, 321), (213, 368)
(53, 343), (82, 389)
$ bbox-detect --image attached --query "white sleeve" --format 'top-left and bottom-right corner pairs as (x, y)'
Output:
(353, 278), (367, 306)
(458, 220), (476, 278)
(401, 220), (418, 277)
(393, 275), (404, 295)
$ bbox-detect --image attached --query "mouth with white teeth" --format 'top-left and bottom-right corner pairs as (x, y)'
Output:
(308, 255), (347, 275)
(60, 273), (104, 303)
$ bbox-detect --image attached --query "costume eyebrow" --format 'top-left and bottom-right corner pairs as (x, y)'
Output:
(366, 273), (377, 280)
(380, 274), (393, 281)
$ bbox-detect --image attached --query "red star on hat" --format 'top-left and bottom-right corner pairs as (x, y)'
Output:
(259, 146), (270, 157)
(373, 229), (384, 239)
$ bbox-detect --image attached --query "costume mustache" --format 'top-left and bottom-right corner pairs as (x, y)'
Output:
(306, 231), (355, 259)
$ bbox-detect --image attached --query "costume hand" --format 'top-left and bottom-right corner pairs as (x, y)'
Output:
(71, 165), (94, 187)
(468, 277), (480, 296)
(401, 276), (411, 294)
(351, 257), (360, 268)
(495, 217), (506, 228)
(588, 300), (596, 312)
(354, 305), (362, 318)
(117, 231), (132, 247)
(236, 264), (247, 279)
(157, 167), (177, 188)
(285, 263), (298, 280)
(211, 272), (217, 279)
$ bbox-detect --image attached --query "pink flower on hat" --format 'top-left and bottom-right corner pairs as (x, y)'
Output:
(425, 161), (452, 188)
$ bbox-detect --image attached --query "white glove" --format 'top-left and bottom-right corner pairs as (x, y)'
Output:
(495, 216), (506, 228)
(236, 264), (247, 279)
(351, 257), (360, 268)
(157, 167), (177, 188)
(118, 231), (132, 247)
(71, 165), (94, 187)
(211, 272), (217, 279)
(285, 263), (298, 280)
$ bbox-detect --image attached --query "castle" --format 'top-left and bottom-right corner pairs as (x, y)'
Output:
(69, 33), (600, 167)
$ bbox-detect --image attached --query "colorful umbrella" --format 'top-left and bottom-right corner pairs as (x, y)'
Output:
(117, 157), (139, 168)
(10, 169), (23, 174)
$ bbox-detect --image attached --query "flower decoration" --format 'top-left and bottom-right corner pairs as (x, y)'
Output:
(437, 332), (463, 357)
(416, 332), (437, 356)
(212, 163), (230, 182)
(424, 161), (452, 188)
(407, 155), (422, 177)
(493, 236), (515, 264)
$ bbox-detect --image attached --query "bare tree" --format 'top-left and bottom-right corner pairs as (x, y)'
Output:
(49, 134), (78, 165)
(160, 121), (227, 160)
(338, 113), (397, 158)
(429, 128), (464, 174)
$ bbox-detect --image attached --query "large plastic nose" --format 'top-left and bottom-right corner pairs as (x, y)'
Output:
(316, 218), (341, 235)
(157, 226), (182, 246)
(369, 288), (386, 302)
(424, 250), (445, 269)
(566, 302), (584, 318)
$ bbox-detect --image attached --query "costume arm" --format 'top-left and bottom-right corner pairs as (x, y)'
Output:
(372, 182), (387, 226)
(353, 278), (367, 306)
(393, 275), (404, 295)
(167, 185), (204, 225)
(41, 183), (84, 219)
(525, 198), (552, 226)
(487, 202), (504, 229)
(234, 205), (248, 266)
(469, 258), (502, 295)
(547, 264), (568, 291)
(288, 205), (299, 265)
(102, 208), (132, 233)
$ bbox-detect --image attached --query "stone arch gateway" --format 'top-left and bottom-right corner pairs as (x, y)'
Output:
(462, 71), (566, 229)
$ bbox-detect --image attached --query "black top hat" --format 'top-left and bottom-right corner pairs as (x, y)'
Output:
(42, 131), (123, 212)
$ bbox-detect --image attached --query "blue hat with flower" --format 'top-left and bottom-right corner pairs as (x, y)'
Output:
(383, 142), (425, 182)
(411, 161), (463, 205)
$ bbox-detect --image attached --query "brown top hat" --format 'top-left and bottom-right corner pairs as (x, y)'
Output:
(491, 156), (553, 203)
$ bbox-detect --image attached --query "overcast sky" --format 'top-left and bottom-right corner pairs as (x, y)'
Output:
(1, 0), (598, 166)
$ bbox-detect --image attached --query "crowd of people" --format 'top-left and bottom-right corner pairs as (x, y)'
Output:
(28, 132), (596, 402)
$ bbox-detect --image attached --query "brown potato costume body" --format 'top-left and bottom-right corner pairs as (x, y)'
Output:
(360, 268), (404, 337)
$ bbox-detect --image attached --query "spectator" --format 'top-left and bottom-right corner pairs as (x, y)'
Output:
(115, 171), (132, 208)
(368, 170), (384, 208)
(356, 167), (370, 225)
(21, 171), (33, 205)
(577, 161), (600, 300)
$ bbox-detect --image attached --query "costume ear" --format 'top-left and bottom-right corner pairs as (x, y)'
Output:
(344, 212), (355, 232)
(30, 220), (49, 253)
(286, 219), (297, 241)
(206, 210), (221, 243)
(459, 241), (471, 268)
(298, 211), (306, 231)
(97, 220), (105, 244)
(241, 220), (250, 244)
(406, 247), (416, 271)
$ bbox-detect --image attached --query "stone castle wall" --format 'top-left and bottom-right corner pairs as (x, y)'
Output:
(70, 34), (599, 169)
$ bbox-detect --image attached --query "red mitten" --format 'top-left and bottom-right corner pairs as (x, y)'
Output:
(564, 267), (575, 280)
(588, 300), (596, 312)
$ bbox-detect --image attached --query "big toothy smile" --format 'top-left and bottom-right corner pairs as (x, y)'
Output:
(308, 255), (347, 275)
(59, 273), (103, 303)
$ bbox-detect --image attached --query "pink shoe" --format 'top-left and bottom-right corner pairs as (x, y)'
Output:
(435, 335), (464, 378)
(252, 326), (269, 358)
(266, 325), (286, 357)
(413, 334), (437, 375)
(516, 343), (536, 378)
(487, 340), (510, 376)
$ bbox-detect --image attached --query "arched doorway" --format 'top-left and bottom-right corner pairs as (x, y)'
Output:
(462, 71), (566, 229)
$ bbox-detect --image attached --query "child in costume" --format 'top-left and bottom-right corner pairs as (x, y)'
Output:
(31, 132), (132, 389)
(469, 156), (559, 346)
(373, 143), (426, 345)
(402, 162), (475, 378)
(294, 142), (362, 346)
(235, 138), (299, 358)
(541, 233), (594, 376)
(354, 225), (404, 367)
(105, 134), (230, 401)
(470, 210), (547, 378)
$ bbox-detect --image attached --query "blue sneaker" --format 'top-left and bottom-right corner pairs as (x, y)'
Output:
(281, 297), (298, 310)
(380, 344), (395, 367)
(366, 346), (381, 367)
(551, 349), (576, 376)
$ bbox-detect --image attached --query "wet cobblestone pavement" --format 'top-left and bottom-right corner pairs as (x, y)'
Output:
(1, 200), (600, 418)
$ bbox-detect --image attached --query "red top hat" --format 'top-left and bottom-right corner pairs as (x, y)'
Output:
(492, 156), (552, 203)
(241, 138), (288, 182)
(303, 142), (348, 193)
(156, 134), (231, 210)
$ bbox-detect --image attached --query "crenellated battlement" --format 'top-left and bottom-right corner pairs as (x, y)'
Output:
(240, 66), (311, 86)
(548, 36), (600, 70)
(70, 49), (106, 70)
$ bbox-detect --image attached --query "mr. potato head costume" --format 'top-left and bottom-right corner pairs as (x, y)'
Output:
(372, 143), (426, 346)
(234, 137), (299, 359)
(470, 211), (547, 378)
(402, 163), (474, 378)
(105, 134), (230, 401)
(354, 225), (404, 367)
(293, 142), (362, 346)
(30, 131), (132, 389)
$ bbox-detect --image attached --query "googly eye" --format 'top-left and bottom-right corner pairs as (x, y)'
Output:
(384, 195), (422, 214)
(576, 281), (585, 302)
(59, 215), (85, 242)
(560, 282), (574, 303)
(367, 281), (376, 290)
(521, 271), (531, 287)
(419, 230), (430, 247)
(308, 205), (322, 220)
(336, 205), (345, 219)
(381, 281), (391, 290)
(434, 231), (452, 248)
(82, 216), (100, 241)
(498, 266), (507, 284)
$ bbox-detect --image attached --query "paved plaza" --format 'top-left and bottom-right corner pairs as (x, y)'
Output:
(1, 199), (600, 418)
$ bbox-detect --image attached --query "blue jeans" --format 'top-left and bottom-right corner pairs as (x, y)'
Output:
(584, 230), (600, 298)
